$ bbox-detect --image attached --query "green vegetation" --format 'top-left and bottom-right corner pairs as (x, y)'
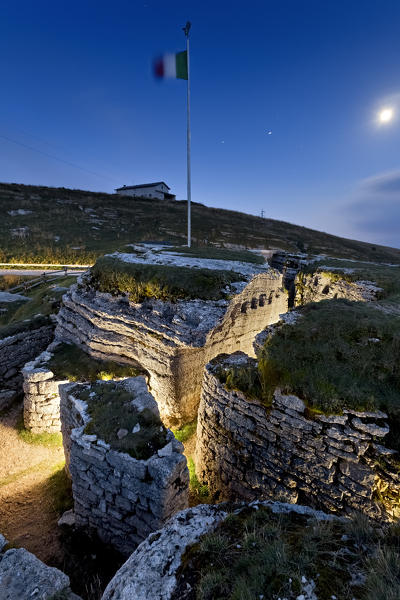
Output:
(213, 357), (263, 402)
(214, 299), (400, 449)
(166, 246), (265, 264)
(0, 314), (52, 341)
(47, 342), (141, 382)
(16, 411), (63, 447)
(0, 275), (77, 332)
(188, 457), (210, 501)
(172, 420), (197, 443)
(76, 381), (168, 460)
(2, 182), (400, 265)
(259, 300), (400, 417)
(88, 256), (244, 302)
(173, 506), (400, 600)
(171, 421), (208, 504)
(46, 465), (73, 515)
(17, 414), (63, 448)
(0, 274), (36, 290)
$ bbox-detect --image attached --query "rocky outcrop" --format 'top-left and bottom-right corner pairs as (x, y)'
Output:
(102, 501), (338, 600)
(55, 268), (287, 426)
(195, 353), (400, 521)
(0, 324), (54, 410)
(0, 535), (81, 600)
(60, 377), (189, 555)
(101, 504), (227, 600)
(22, 344), (68, 433)
(295, 271), (382, 305)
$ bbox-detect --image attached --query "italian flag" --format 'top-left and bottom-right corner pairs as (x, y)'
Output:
(154, 51), (188, 80)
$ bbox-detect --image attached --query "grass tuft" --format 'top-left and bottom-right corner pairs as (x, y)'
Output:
(76, 381), (168, 460)
(46, 464), (73, 516)
(173, 506), (400, 600)
(172, 420), (197, 443)
(258, 299), (400, 448)
(16, 414), (63, 447)
(47, 342), (141, 383)
(188, 457), (210, 500)
(214, 298), (400, 450)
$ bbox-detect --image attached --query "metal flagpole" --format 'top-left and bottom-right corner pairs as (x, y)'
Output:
(183, 21), (191, 247)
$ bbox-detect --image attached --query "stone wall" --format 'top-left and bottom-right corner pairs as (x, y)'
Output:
(0, 324), (54, 411)
(55, 269), (288, 426)
(195, 353), (400, 521)
(22, 344), (68, 433)
(294, 271), (382, 306)
(59, 378), (189, 555)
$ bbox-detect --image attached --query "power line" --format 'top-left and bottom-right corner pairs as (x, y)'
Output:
(0, 133), (118, 183)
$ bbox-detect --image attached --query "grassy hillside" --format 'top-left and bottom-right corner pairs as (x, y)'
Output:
(1, 182), (400, 264)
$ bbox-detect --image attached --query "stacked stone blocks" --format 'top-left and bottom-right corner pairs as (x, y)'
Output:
(195, 353), (400, 521)
(59, 378), (189, 555)
(22, 347), (67, 433)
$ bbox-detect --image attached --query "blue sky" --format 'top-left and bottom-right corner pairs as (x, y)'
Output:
(1, 0), (400, 247)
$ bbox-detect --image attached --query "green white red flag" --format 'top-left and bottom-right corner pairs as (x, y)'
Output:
(154, 51), (188, 80)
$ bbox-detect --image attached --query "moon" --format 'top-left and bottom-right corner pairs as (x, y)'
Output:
(379, 107), (394, 123)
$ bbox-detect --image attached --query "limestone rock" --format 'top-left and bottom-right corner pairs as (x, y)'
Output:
(102, 505), (227, 600)
(294, 271), (382, 306)
(0, 390), (17, 411)
(58, 509), (76, 527)
(117, 428), (128, 440)
(102, 500), (341, 600)
(55, 261), (288, 426)
(351, 418), (389, 437)
(0, 547), (80, 600)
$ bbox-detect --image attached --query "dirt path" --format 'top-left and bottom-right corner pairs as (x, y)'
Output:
(0, 402), (65, 563)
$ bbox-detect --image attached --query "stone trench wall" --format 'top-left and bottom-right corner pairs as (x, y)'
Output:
(294, 271), (382, 306)
(0, 324), (54, 411)
(55, 270), (288, 426)
(59, 378), (189, 555)
(22, 346), (68, 433)
(195, 354), (400, 522)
